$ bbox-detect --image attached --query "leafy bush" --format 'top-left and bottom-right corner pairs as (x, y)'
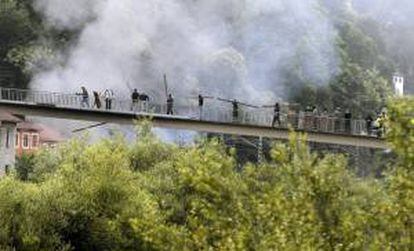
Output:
(0, 99), (413, 250)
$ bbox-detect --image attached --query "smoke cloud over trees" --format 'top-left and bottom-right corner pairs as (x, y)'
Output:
(2, 0), (413, 108)
(30, 0), (338, 102)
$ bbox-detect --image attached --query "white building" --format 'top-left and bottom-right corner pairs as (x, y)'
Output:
(393, 74), (404, 96)
(0, 111), (21, 176)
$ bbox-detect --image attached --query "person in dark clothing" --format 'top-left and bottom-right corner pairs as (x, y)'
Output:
(198, 95), (204, 120)
(78, 86), (89, 108)
(232, 99), (239, 122)
(196, 94), (214, 120)
(198, 94), (204, 120)
(262, 102), (281, 127)
(166, 94), (174, 115)
(198, 95), (203, 107)
(131, 89), (139, 111)
(139, 93), (149, 102)
(93, 91), (101, 109)
(139, 93), (150, 112)
(365, 115), (373, 136)
(272, 103), (281, 127)
(217, 97), (258, 123)
(344, 109), (352, 134)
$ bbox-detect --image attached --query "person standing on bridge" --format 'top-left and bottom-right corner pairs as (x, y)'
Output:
(334, 107), (342, 133)
(262, 102), (281, 127)
(376, 111), (388, 138)
(139, 92), (150, 112)
(217, 98), (259, 123)
(103, 89), (113, 110)
(197, 94), (213, 120)
(79, 86), (90, 108)
(320, 108), (329, 132)
(312, 106), (319, 131)
(231, 99), (239, 122)
(344, 109), (352, 134)
(198, 94), (204, 119)
(365, 114), (373, 136)
(131, 89), (139, 112)
(272, 103), (281, 127)
(166, 94), (174, 115)
(93, 91), (102, 109)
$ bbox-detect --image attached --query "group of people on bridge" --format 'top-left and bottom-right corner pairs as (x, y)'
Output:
(77, 87), (114, 110)
(77, 87), (150, 111)
(76, 86), (284, 124)
(76, 86), (387, 137)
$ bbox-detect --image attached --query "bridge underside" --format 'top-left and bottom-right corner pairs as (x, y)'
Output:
(0, 101), (388, 149)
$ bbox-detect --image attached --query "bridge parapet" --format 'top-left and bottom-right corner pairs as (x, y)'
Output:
(0, 87), (372, 138)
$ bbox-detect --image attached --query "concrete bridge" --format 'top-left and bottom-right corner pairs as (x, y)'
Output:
(0, 87), (388, 149)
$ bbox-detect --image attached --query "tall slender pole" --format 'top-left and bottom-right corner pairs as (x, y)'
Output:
(163, 74), (169, 99)
(258, 136), (264, 164)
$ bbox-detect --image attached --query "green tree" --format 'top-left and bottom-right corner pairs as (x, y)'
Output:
(0, 102), (412, 250)
(380, 97), (414, 249)
(329, 62), (391, 115)
(287, 7), (395, 115)
(0, 0), (72, 87)
(14, 153), (35, 181)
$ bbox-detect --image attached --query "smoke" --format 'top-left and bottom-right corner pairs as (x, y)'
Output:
(31, 0), (338, 104)
(351, 0), (414, 27)
(350, 0), (414, 93)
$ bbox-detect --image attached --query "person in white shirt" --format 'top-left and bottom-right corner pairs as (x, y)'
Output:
(103, 89), (114, 110)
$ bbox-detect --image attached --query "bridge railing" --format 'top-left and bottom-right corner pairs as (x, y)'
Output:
(0, 87), (371, 137)
(0, 88), (81, 107)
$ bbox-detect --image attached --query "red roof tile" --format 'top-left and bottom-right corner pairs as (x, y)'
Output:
(38, 124), (65, 143)
(17, 121), (43, 131)
(17, 121), (65, 142)
(0, 110), (22, 123)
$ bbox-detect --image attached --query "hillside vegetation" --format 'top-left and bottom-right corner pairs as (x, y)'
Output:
(0, 98), (412, 250)
(1, 0), (412, 108)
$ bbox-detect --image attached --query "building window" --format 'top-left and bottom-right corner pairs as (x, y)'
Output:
(15, 132), (19, 148)
(32, 133), (39, 148)
(22, 133), (30, 149)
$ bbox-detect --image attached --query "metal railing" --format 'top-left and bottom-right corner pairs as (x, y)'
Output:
(0, 87), (373, 137)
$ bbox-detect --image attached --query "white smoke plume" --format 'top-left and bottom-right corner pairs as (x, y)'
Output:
(32, 0), (338, 104)
(352, 0), (414, 26)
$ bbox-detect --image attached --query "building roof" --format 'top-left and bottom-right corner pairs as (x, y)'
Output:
(16, 120), (65, 143)
(17, 121), (44, 131)
(0, 111), (22, 123)
(38, 124), (65, 143)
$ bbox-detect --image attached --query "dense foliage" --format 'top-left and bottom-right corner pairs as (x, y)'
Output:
(1, 98), (412, 250)
(1, 0), (412, 101)
(0, 0), (71, 87)
(288, 5), (398, 115)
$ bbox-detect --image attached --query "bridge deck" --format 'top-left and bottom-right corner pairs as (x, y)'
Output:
(0, 100), (388, 149)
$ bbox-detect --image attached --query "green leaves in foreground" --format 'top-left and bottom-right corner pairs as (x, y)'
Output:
(1, 99), (414, 250)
